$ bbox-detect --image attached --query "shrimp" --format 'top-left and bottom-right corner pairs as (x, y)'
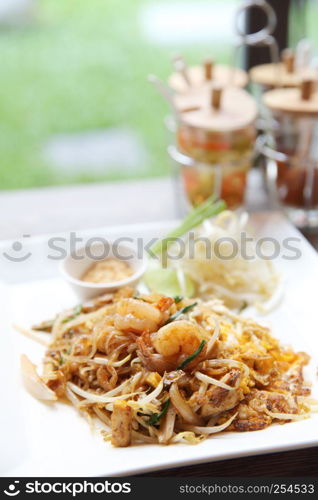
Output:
(152, 320), (208, 358)
(137, 320), (209, 373)
(137, 332), (177, 373)
(114, 297), (173, 334)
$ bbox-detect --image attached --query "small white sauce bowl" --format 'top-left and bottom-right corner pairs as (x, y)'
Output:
(59, 241), (147, 301)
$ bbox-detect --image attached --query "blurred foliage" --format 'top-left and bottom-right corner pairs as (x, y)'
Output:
(0, 0), (232, 189)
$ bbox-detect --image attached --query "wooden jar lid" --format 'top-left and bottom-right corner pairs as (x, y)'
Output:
(250, 63), (318, 88)
(263, 80), (318, 116)
(176, 87), (258, 132)
(168, 63), (248, 93)
(172, 86), (208, 112)
(250, 49), (318, 88)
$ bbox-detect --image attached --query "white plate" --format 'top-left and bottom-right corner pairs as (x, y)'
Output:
(1, 213), (318, 477)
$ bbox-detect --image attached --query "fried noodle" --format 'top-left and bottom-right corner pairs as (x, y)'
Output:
(20, 287), (314, 447)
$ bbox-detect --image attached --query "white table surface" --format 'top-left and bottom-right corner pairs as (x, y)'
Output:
(0, 171), (269, 241)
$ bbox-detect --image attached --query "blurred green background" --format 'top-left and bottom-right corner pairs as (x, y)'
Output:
(2, 0), (316, 191)
(0, 0), (234, 189)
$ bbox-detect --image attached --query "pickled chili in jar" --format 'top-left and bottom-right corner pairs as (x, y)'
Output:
(172, 86), (257, 209)
(179, 159), (251, 208)
(262, 79), (318, 227)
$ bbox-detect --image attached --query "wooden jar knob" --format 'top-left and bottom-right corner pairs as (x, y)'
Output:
(301, 79), (313, 101)
(281, 48), (295, 74)
(204, 58), (214, 81)
(211, 86), (222, 110)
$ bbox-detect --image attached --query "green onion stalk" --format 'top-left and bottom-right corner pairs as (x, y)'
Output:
(150, 195), (226, 257)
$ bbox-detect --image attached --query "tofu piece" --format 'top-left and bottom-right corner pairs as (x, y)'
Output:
(111, 400), (132, 447)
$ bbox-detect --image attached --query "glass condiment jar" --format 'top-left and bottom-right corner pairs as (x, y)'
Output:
(261, 79), (318, 228)
(169, 145), (253, 209)
(171, 86), (258, 209)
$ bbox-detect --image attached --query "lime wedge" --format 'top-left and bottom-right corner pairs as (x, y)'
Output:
(144, 266), (195, 298)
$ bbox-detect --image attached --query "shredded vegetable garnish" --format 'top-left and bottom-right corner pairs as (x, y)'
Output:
(20, 288), (313, 447)
(166, 210), (280, 310)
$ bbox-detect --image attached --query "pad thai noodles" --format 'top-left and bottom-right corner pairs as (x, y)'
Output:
(20, 288), (314, 447)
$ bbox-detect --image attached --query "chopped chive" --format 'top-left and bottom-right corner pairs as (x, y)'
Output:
(177, 340), (207, 371)
(174, 295), (183, 304)
(147, 399), (171, 426)
(164, 302), (197, 325)
(61, 304), (83, 324)
(238, 300), (248, 313)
